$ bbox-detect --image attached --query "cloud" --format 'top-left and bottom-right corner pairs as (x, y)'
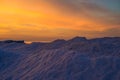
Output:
(43, 0), (120, 26)
(55, 27), (120, 39)
(43, 0), (106, 14)
(81, 28), (120, 38)
(0, 0), (119, 41)
(102, 28), (120, 37)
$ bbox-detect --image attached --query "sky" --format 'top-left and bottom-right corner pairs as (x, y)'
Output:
(0, 0), (120, 42)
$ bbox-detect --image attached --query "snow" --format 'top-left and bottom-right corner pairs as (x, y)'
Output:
(0, 37), (120, 80)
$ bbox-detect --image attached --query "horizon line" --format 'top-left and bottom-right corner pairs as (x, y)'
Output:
(0, 36), (120, 43)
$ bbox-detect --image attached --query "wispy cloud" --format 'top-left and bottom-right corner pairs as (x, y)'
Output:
(0, 0), (119, 41)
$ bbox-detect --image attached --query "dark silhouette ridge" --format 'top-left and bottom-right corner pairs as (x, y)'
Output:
(52, 39), (66, 43)
(0, 36), (120, 43)
(69, 36), (87, 41)
(0, 40), (24, 44)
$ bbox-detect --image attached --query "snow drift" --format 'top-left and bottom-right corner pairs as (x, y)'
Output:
(0, 37), (120, 80)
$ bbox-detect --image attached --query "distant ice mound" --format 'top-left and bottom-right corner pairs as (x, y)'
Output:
(0, 37), (120, 80)
(0, 40), (24, 43)
(69, 36), (87, 42)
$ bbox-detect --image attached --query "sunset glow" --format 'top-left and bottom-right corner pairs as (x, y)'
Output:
(0, 0), (120, 42)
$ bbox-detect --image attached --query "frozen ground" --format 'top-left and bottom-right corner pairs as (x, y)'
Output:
(0, 37), (120, 80)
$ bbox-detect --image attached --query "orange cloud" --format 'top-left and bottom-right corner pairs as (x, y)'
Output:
(0, 0), (119, 41)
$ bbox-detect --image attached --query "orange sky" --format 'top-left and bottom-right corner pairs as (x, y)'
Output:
(0, 0), (120, 42)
